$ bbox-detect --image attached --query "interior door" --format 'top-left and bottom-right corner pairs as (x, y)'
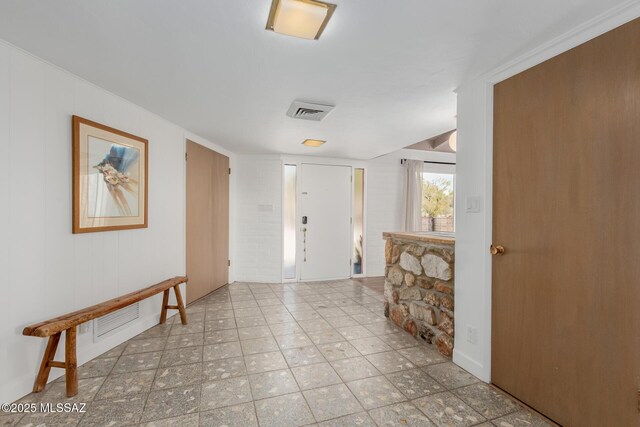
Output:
(492, 19), (640, 426)
(300, 164), (352, 281)
(186, 140), (229, 303)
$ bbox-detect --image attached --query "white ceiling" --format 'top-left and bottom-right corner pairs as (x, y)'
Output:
(0, 0), (628, 159)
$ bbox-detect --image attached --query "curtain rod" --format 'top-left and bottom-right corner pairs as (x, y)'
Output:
(400, 159), (456, 166)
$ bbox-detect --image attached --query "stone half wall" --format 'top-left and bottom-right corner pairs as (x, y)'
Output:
(383, 233), (455, 357)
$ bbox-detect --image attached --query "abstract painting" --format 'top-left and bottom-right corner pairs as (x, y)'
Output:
(73, 116), (148, 233)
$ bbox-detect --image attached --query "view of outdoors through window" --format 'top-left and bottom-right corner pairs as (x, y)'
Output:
(353, 168), (364, 275)
(422, 172), (454, 232)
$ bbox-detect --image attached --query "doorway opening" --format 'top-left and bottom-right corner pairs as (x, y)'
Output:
(283, 163), (362, 282)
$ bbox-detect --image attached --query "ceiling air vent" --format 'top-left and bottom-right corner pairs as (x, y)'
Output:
(286, 101), (334, 121)
(93, 303), (140, 342)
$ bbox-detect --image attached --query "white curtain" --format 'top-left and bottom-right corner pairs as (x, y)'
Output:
(402, 159), (423, 232)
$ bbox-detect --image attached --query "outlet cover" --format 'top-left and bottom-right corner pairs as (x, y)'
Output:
(467, 326), (478, 344)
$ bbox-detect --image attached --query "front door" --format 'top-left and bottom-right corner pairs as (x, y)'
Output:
(300, 164), (352, 281)
(492, 19), (640, 426)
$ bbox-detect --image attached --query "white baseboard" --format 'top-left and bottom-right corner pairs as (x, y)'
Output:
(453, 348), (490, 383)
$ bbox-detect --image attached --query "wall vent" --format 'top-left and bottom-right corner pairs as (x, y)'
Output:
(286, 101), (334, 121)
(93, 303), (140, 342)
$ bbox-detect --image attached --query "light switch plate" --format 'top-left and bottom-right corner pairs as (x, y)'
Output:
(465, 196), (482, 213)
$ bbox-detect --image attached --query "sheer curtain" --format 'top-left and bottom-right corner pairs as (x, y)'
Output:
(402, 159), (423, 232)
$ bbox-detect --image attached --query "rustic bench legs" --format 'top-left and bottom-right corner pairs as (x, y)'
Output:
(26, 276), (188, 399)
(33, 332), (61, 393)
(32, 282), (187, 398)
(159, 284), (188, 325)
(159, 289), (170, 323)
(65, 326), (78, 397)
(32, 326), (78, 397)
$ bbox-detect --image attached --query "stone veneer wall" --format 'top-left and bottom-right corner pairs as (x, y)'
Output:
(383, 233), (455, 357)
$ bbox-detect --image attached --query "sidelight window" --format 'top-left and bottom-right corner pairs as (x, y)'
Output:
(283, 164), (297, 279)
(353, 168), (365, 275)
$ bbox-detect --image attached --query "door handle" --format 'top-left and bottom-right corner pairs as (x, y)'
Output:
(490, 245), (505, 256)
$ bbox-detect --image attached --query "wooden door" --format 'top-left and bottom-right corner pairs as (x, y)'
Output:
(492, 19), (640, 426)
(186, 140), (229, 304)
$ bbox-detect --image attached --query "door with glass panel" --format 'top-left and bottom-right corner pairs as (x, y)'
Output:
(299, 164), (352, 281)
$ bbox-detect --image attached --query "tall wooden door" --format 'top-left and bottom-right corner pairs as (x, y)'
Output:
(492, 19), (640, 426)
(186, 140), (229, 304)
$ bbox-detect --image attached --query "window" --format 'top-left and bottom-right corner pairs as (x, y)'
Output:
(283, 165), (297, 279)
(353, 168), (364, 275)
(421, 171), (454, 232)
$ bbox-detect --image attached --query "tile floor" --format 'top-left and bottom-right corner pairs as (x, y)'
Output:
(4, 279), (554, 427)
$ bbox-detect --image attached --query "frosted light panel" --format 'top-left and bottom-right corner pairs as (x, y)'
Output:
(283, 165), (297, 279)
(273, 0), (328, 40)
(353, 169), (364, 275)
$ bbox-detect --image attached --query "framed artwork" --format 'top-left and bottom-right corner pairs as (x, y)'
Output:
(72, 116), (148, 233)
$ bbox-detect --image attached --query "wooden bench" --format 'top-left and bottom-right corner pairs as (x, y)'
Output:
(23, 276), (188, 397)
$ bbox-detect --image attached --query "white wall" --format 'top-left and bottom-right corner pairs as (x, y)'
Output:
(453, 81), (493, 381)
(233, 150), (455, 282)
(0, 40), (234, 404)
(234, 155), (363, 283)
(234, 156), (283, 283)
(452, 2), (640, 383)
(364, 155), (403, 278)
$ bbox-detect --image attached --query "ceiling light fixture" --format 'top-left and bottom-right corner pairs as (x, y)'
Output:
(266, 0), (337, 40)
(302, 139), (326, 147)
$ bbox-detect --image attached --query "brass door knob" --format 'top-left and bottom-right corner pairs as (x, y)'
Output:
(490, 245), (505, 255)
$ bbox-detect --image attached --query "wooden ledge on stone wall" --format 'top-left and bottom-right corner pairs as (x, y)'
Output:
(23, 276), (188, 397)
(382, 231), (455, 246)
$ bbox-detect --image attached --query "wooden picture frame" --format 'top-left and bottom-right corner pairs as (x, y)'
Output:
(72, 116), (148, 233)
